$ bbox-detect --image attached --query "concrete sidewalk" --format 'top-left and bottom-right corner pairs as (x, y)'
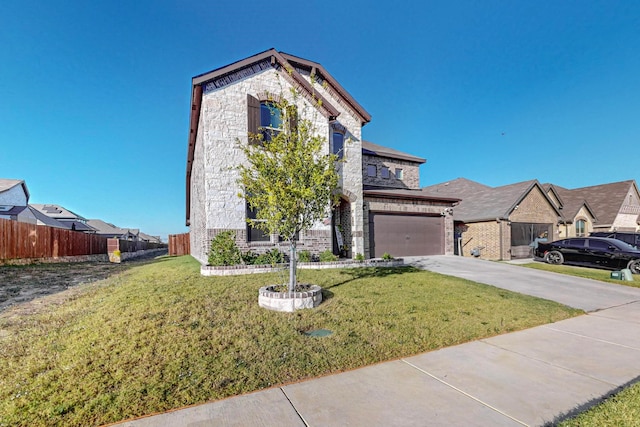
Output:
(111, 256), (640, 427)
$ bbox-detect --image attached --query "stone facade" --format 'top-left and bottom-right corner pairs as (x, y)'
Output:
(188, 53), (365, 265)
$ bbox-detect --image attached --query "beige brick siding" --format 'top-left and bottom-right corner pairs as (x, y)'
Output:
(362, 154), (420, 190)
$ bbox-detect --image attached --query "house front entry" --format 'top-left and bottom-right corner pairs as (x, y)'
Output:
(332, 198), (352, 258)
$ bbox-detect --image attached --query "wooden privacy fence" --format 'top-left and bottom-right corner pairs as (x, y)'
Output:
(169, 232), (190, 256)
(0, 218), (108, 260)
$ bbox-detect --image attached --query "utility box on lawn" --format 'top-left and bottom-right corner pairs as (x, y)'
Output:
(611, 269), (633, 281)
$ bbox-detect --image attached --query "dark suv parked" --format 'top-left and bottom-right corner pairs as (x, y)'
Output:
(590, 232), (640, 249)
(535, 237), (640, 274)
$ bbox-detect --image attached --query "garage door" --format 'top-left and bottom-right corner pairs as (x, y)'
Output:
(369, 213), (444, 257)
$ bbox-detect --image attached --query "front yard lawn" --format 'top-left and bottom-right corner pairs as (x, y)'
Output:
(521, 261), (640, 288)
(0, 256), (581, 426)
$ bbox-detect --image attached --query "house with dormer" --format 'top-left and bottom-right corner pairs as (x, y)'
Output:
(185, 49), (457, 264)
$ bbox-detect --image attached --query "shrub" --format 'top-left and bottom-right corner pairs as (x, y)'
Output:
(298, 250), (312, 263)
(208, 231), (242, 266)
(319, 249), (338, 262)
(242, 251), (258, 265)
(382, 252), (394, 261)
(255, 248), (284, 266)
(354, 252), (364, 262)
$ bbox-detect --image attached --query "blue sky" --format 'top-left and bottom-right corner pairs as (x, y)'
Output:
(2, 1), (639, 240)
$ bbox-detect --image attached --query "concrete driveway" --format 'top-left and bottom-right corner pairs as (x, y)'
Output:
(406, 255), (640, 312)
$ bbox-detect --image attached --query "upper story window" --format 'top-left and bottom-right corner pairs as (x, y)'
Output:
(366, 164), (377, 177)
(381, 166), (390, 179)
(575, 219), (586, 237)
(395, 168), (403, 180)
(332, 132), (344, 159)
(260, 102), (282, 142)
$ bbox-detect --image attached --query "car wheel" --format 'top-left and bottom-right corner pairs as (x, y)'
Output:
(545, 251), (564, 265)
(628, 259), (640, 274)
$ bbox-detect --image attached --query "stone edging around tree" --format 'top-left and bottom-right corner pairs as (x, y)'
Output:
(200, 258), (405, 276)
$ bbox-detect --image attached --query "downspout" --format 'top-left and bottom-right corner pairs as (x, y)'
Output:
(499, 219), (504, 260)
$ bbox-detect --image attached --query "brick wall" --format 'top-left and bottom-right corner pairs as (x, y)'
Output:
(362, 154), (420, 190)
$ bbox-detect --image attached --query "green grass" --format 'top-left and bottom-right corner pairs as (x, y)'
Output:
(0, 256), (581, 426)
(519, 261), (640, 288)
(558, 380), (640, 426)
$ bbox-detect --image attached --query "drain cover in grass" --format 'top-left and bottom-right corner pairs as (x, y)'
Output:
(304, 329), (333, 337)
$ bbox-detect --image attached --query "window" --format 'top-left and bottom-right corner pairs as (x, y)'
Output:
(332, 132), (344, 159)
(260, 102), (282, 142)
(366, 164), (377, 177)
(246, 202), (270, 242)
(575, 219), (586, 237)
(395, 168), (403, 180)
(381, 166), (390, 179)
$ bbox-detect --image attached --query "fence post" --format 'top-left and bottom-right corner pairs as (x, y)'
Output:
(107, 238), (121, 263)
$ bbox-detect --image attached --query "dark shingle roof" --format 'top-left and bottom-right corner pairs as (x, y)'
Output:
(561, 180), (637, 226)
(423, 178), (560, 222)
(362, 141), (426, 164)
(544, 184), (597, 223)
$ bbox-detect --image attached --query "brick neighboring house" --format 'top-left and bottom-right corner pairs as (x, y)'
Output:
(547, 180), (640, 234)
(423, 178), (561, 260)
(543, 184), (597, 238)
(185, 49), (457, 264)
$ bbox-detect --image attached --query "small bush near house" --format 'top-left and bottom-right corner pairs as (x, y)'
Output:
(382, 252), (394, 261)
(254, 248), (284, 266)
(319, 249), (339, 262)
(354, 253), (365, 262)
(208, 231), (242, 266)
(242, 250), (259, 265)
(298, 250), (312, 262)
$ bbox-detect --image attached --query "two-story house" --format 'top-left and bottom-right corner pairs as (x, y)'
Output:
(186, 49), (457, 264)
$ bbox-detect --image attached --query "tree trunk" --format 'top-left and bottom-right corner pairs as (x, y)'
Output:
(289, 240), (297, 295)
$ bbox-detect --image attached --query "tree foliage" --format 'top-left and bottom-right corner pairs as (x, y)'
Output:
(237, 88), (340, 291)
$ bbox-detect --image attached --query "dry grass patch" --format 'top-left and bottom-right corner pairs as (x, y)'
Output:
(0, 256), (581, 426)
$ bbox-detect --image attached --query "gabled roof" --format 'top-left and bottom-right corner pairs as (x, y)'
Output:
(27, 206), (68, 228)
(0, 178), (29, 201)
(86, 219), (127, 235)
(560, 180), (638, 227)
(362, 141), (426, 164)
(186, 49), (372, 225)
(30, 204), (86, 221)
(544, 184), (597, 223)
(423, 178), (561, 223)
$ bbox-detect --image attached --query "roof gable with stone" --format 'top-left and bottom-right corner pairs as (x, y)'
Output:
(562, 180), (639, 227)
(186, 48), (372, 225)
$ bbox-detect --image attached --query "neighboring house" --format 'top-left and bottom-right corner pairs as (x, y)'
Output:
(423, 178), (562, 260)
(548, 180), (640, 233)
(30, 204), (97, 233)
(86, 219), (139, 241)
(543, 184), (597, 238)
(139, 232), (163, 244)
(186, 49), (457, 264)
(0, 179), (37, 224)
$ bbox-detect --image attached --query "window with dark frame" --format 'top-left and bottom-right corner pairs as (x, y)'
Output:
(332, 132), (344, 159)
(575, 219), (586, 237)
(260, 102), (282, 142)
(366, 164), (377, 177)
(395, 168), (403, 180)
(381, 166), (390, 179)
(246, 202), (270, 242)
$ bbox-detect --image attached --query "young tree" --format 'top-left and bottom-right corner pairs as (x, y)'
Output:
(238, 89), (340, 293)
